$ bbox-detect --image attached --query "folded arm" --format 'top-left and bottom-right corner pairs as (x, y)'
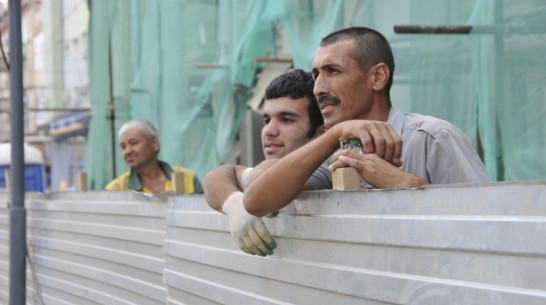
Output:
(202, 164), (246, 212)
(244, 120), (403, 217)
(203, 164), (278, 256)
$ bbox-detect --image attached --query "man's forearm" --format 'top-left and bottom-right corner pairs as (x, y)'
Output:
(243, 120), (405, 216)
(203, 165), (244, 212)
(244, 131), (340, 217)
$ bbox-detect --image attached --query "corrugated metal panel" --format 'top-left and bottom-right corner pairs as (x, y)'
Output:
(0, 183), (545, 304)
(164, 183), (546, 305)
(0, 193), (8, 303)
(24, 191), (169, 305)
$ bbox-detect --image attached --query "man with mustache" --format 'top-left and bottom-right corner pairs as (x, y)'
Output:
(105, 119), (202, 194)
(243, 27), (490, 218)
(203, 69), (324, 256)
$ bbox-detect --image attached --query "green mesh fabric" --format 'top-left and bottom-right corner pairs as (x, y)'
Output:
(86, 0), (546, 189)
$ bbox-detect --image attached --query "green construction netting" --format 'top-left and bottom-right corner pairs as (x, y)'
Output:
(85, 0), (546, 189)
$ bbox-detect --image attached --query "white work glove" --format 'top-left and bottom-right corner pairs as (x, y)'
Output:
(222, 192), (277, 256)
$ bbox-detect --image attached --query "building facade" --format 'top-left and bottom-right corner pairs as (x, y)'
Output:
(0, 0), (89, 191)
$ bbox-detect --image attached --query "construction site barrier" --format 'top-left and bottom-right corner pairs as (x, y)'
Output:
(0, 183), (545, 304)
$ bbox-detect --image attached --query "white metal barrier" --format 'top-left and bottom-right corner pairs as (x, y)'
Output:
(0, 182), (545, 304)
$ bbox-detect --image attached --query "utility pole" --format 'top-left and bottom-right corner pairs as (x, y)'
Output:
(8, 0), (27, 303)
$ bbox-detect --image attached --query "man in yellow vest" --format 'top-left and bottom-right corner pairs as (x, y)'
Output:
(105, 119), (202, 194)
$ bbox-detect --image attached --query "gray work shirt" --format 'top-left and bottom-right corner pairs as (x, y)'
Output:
(308, 108), (491, 189)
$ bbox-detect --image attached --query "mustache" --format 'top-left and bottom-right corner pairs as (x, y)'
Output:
(318, 95), (340, 105)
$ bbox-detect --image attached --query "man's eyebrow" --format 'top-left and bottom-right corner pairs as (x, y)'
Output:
(312, 63), (340, 77)
(279, 111), (301, 117)
(263, 110), (301, 118)
(320, 63), (340, 70)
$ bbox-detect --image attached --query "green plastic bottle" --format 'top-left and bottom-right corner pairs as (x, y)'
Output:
(348, 138), (364, 154)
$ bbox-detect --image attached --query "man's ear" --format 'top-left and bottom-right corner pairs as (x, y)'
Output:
(370, 63), (390, 92)
(151, 137), (160, 153)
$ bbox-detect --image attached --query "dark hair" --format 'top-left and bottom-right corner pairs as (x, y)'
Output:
(264, 69), (323, 138)
(321, 27), (395, 104)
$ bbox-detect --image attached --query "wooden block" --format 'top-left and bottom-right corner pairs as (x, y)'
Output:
(77, 172), (88, 191)
(332, 167), (360, 191)
(172, 172), (185, 195)
(59, 180), (67, 192)
(4, 170), (11, 193)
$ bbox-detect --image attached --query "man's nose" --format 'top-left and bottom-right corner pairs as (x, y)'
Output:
(313, 74), (328, 98)
(263, 120), (279, 137)
(122, 146), (132, 156)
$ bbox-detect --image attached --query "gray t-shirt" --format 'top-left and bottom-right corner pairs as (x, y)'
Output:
(308, 108), (491, 189)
